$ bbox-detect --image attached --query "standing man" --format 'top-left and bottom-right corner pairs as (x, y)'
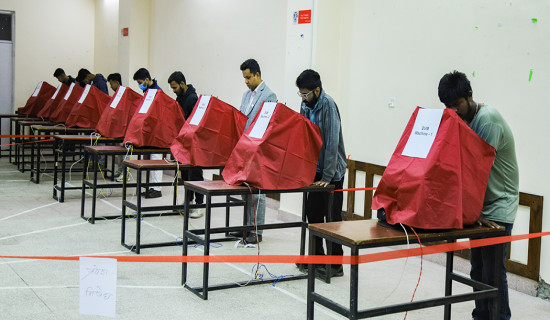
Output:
(133, 68), (162, 199)
(75, 68), (109, 95)
(236, 58), (277, 244)
(107, 73), (122, 93)
(53, 68), (75, 85)
(168, 71), (204, 218)
(439, 71), (518, 320)
(296, 69), (347, 279)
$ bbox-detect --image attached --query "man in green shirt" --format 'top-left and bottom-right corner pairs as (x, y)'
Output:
(438, 70), (519, 320)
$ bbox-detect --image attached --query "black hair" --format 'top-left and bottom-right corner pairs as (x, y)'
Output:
(53, 68), (65, 77)
(438, 70), (472, 104)
(133, 68), (151, 81)
(167, 71), (186, 84)
(75, 68), (91, 83)
(240, 59), (261, 76)
(296, 69), (322, 91)
(107, 73), (122, 84)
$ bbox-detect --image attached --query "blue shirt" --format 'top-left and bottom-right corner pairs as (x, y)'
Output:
(300, 90), (347, 182)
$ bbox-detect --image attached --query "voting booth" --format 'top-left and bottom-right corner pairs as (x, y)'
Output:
(222, 102), (322, 190)
(49, 83), (85, 124)
(124, 89), (185, 148)
(36, 84), (70, 119)
(18, 81), (57, 116)
(170, 95), (247, 166)
(95, 86), (142, 138)
(65, 85), (111, 128)
(372, 107), (496, 229)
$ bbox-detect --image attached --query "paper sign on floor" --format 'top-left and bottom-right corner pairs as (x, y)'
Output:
(79, 257), (117, 318)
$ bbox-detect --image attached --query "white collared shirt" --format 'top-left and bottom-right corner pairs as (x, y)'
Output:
(244, 81), (263, 115)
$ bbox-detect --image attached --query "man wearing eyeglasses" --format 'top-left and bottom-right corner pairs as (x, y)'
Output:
(235, 58), (277, 244)
(296, 69), (347, 279)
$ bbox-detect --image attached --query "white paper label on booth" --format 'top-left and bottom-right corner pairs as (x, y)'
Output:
(110, 86), (126, 109)
(402, 108), (444, 158)
(138, 89), (157, 114)
(78, 85), (92, 104)
(31, 82), (43, 97)
(189, 95), (211, 125)
(63, 83), (76, 100)
(249, 102), (277, 139)
(79, 257), (117, 318)
(51, 84), (62, 99)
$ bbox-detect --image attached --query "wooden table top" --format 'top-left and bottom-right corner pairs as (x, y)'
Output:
(308, 219), (505, 246)
(86, 145), (170, 154)
(184, 180), (334, 195)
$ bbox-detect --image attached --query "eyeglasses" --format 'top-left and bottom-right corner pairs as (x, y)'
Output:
(297, 90), (313, 99)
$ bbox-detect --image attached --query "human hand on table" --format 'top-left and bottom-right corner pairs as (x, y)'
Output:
(476, 216), (500, 228)
(313, 180), (330, 187)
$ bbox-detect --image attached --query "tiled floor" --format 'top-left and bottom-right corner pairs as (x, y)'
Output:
(1, 154), (549, 319)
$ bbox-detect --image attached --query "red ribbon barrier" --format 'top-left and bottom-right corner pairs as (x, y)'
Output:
(0, 138), (55, 148)
(1, 231), (548, 264)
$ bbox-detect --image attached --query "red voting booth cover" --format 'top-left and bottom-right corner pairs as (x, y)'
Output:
(95, 86), (143, 138)
(170, 95), (247, 166)
(18, 81), (57, 116)
(222, 102), (322, 190)
(49, 83), (85, 124)
(371, 107), (496, 229)
(36, 84), (70, 119)
(124, 89), (185, 148)
(65, 85), (111, 128)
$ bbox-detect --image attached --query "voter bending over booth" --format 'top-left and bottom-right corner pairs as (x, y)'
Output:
(96, 73), (143, 181)
(126, 68), (166, 198)
(296, 69), (347, 279)
(439, 71), (519, 320)
(125, 70), (184, 199)
(53, 68), (76, 86)
(167, 71), (204, 218)
(231, 59), (277, 244)
(75, 68), (109, 95)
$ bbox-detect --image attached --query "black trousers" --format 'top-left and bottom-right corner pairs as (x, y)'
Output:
(305, 172), (344, 256)
(180, 167), (204, 204)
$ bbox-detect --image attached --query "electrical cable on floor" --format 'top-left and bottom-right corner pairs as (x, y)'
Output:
(403, 226), (423, 320)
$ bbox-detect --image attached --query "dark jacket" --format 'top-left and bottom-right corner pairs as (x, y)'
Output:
(63, 76), (76, 86)
(92, 73), (109, 95)
(176, 84), (199, 119)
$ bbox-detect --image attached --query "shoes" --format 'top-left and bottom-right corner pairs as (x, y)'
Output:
(115, 174), (125, 183)
(141, 188), (162, 199)
(229, 231), (247, 238)
(245, 233), (262, 244)
(315, 265), (344, 279)
(189, 207), (204, 219)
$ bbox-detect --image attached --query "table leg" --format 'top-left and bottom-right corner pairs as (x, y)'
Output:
(307, 232), (317, 320)
(202, 195), (212, 300)
(182, 184), (191, 285)
(91, 152), (99, 224)
(80, 149), (88, 221)
(444, 240), (455, 320)
(350, 247), (359, 320)
(121, 164), (128, 246)
(135, 168), (143, 254)
(52, 139), (59, 200)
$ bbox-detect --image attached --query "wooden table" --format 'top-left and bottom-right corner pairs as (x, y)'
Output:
(306, 219), (506, 320)
(181, 180), (335, 300)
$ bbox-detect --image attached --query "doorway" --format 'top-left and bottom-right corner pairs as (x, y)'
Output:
(0, 11), (14, 149)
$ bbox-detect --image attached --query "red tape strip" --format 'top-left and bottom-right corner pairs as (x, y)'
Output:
(0, 135), (54, 138)
(1, 231), (548, 264)
(0, 138), (55, 148)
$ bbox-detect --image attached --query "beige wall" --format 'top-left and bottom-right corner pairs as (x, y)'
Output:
(0, 0), (95, 108)
(94, 0), (119, 94)
(314, 0), (550, 280)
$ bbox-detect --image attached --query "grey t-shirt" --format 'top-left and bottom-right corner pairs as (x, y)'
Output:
(469, 105), (519, 224)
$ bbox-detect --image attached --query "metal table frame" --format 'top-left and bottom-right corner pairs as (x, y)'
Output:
(306, 220), (506, 320)
(181, 180), (336, 300)
(121, 160), (224, 254)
